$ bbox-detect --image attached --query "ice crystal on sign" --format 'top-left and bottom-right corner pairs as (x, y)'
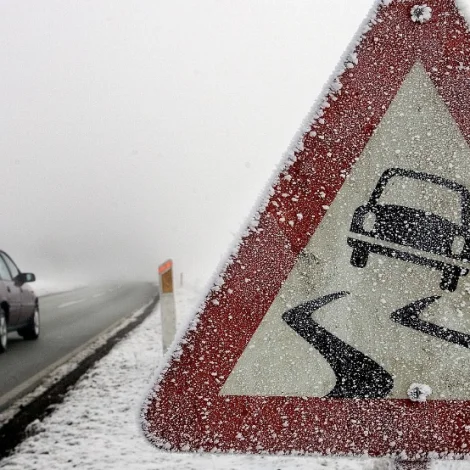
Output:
(407, 383), (432, 402)
(410, 5), (432, 23)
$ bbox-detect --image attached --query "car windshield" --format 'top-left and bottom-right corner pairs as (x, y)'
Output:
(377, 175), (462, 224)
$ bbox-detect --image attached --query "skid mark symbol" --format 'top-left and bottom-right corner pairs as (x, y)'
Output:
(391, 296), (470, 348)
(282, 292), (393, 399)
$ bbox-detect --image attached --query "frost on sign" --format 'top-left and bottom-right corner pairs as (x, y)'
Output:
(221, 63), (470, 400)
(143, 0), (470, 458)
(411, 4), (433, 22)
(408, 383), (432, 402)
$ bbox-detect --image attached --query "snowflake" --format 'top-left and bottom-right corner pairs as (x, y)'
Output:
(407, 383), (432, 402)
(410, 5), (432, 23)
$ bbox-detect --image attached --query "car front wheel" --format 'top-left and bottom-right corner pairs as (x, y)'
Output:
(18, 305), (40, 341)
(0, 310), (7, 353)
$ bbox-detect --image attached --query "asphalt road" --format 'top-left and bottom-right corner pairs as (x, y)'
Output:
(0, 281), (158, 409)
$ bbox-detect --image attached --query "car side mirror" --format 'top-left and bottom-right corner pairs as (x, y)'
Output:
(16, 273), (36, 284)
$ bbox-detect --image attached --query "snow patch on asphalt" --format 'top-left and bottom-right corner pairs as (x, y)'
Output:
(34, 279), (87, 297)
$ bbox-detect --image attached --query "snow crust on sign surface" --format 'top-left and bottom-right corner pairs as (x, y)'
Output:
(220, 62), (470, 400)
(141, 0), (392, 422)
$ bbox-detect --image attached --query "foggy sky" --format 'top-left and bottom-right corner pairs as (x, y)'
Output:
(1, 1), (393, 284)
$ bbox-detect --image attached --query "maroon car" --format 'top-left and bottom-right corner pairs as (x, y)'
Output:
(0, 251), (38, 353)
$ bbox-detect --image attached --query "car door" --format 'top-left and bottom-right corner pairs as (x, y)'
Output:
(0, 254), (22, 327)
(1, 252), (32, 324)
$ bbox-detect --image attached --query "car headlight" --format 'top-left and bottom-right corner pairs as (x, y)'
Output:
(362, 212), (376, 232)
(452, 235), (466, 256)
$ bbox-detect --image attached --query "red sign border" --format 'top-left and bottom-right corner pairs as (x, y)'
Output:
(144, 0), (470, 458)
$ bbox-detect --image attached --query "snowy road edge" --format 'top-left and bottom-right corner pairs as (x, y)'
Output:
(0, 294), (159, 460)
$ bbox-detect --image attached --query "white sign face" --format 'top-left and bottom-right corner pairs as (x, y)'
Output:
(221, 62), (470, 400)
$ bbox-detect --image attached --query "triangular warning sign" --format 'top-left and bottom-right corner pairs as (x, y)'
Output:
(143, 0), (470, 458)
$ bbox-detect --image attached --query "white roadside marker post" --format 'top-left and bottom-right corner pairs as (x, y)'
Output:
(158, 259), (176, 353)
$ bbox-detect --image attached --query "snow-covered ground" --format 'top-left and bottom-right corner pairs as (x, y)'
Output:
(33, 279), (86, 297)
(0, 284), (467, 469)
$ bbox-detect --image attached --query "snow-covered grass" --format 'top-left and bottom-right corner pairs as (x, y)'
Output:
(0, 284), (467, 469)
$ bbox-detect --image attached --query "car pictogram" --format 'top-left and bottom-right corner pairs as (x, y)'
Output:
(347, 168), (470, 292)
